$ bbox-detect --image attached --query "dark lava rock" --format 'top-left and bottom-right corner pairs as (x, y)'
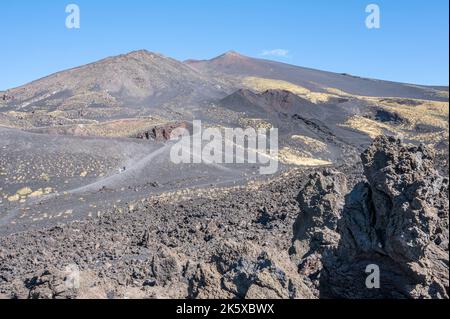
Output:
(135, 122), (190, 141)
(322, 136), (449, 299)
(0, 136), (447, 299)
(374, 110), (406, 124)
(151, 247), (181, 286)
(206, 240), (311, 299)
(290, 169), (348, 296)
(26, 268), (79, 299)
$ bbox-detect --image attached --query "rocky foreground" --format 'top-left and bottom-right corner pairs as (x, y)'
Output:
(0, 137), (448, 299)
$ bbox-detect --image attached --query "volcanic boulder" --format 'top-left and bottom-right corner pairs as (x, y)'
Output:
(290, 169), (347, 296)
(322, 136), (449, 298)
(187, 240), (314, 299)
(25, 268), (79, 299)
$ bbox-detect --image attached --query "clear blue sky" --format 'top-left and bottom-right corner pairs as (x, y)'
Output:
(1, 0), (448, 90)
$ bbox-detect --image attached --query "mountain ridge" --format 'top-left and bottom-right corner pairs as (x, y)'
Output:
(186, 51), (448, 101)
(2, 50), (225, 112)
(3, 50), (448, 100)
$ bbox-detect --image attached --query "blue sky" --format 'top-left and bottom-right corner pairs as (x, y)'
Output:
(0, 0), (448, 90)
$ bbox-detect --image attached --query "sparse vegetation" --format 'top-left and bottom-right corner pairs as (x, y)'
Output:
(242, 77), (335, 103)
(340, 115), (398, 139)
(279, 147), (332, 166)
(291, 135), (328, 152)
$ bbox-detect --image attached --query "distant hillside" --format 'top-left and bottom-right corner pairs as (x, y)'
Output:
(186, 51), (448, 101)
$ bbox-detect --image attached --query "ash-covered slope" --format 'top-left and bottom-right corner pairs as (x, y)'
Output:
(186, 51), (448, 101)
(2, 50), (447, 116)
(2, 50), (224, 112)
(219, 89), (318, 116)
(217, 88), (373, 152)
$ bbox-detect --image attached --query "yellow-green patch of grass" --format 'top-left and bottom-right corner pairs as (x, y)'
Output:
(242, 77), (334, 104)
(368, 98), (449, 130)
(291, 135), (328, 152)
(238, 118), (273, 130)
(279, 147), (332, 166)
(340, 115), (399, 139)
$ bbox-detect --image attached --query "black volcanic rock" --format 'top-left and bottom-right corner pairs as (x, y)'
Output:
(359, 137), (448, 265)
(321, 136), (449, 298)
(0, 136), (447, 299)
(290, 169), (348, 296)
(374, 109), (406, 124)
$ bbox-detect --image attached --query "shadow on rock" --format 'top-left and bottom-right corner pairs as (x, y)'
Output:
(292, 136), (449, 299)
(321, 136), (449, 299)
